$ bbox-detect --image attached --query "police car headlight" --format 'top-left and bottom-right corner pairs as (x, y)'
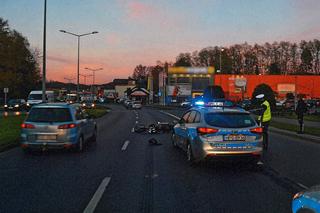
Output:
(293, 192), (303, 200)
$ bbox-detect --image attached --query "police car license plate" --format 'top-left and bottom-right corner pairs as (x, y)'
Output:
(224, 134), (246, 141)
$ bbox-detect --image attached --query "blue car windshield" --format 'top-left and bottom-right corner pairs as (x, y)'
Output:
(205, 112), (256, 128)
(26, 108), (72, 123)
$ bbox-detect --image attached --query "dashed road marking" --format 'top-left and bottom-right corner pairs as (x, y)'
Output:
(136, 121), (138, 124)
(83, 177), (111, 213)
(131, 128), (135, 133)
(121, 140), (130, 151)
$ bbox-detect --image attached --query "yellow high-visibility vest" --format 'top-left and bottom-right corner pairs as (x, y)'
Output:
(260, 100), (271, 122)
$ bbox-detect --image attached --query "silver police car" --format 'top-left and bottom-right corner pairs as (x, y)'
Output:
(21, 103), (97, 152)
(172, 102), (263, 164)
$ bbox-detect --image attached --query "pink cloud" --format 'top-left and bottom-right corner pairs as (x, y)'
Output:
(127, 1), (153, 19)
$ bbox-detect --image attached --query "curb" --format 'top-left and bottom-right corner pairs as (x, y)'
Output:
(270, 127), (320, 143)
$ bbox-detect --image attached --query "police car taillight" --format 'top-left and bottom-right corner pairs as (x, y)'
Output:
(197, 127), (219, 135)
(250, 127), (263, 134)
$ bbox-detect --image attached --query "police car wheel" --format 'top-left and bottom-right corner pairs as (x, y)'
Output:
(187, 143), (195, 162)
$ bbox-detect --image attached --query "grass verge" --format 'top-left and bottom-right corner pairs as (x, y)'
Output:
(0, 114), (26, 151)
(270, 120), (320, 137)
(86, 106), (110, 119)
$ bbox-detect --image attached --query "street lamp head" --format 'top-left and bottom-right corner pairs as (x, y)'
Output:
(59, 30), (66, 33)
(92, 31), (98, 34)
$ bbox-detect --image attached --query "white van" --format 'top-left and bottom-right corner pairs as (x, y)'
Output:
(27, 91), (54, 108)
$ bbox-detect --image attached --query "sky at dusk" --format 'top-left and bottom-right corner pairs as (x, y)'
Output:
(1, 0), (320, 84)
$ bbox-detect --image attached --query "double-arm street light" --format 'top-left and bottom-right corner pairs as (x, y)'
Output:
(85, 67), (103, 89)
(59, 30), (98, 102)
(79, 74), (93, 88)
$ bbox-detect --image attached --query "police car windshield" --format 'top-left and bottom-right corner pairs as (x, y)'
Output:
(205, 112), (256, 128)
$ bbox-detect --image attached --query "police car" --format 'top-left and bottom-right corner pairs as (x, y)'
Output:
(292, 185), (320, 213)
(172, 99), (263, 164)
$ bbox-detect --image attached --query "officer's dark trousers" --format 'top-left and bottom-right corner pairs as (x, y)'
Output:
(262, 121), (270, 149)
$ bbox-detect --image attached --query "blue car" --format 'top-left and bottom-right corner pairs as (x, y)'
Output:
(172, 100), (263, 163)
(293, 186), (320, 213)
(21, 103), (97, 152)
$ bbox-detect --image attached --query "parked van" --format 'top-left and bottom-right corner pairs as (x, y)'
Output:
(27, 91), (54, 108)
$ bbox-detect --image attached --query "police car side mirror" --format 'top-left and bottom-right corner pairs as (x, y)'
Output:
(179, 119), (185, 125)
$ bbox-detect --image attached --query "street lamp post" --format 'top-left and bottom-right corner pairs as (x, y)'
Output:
(219, 48), (224, 74)
(85, 67), (103, 95)
(59, 30), (98, 102)
(42, 0), (47, 102)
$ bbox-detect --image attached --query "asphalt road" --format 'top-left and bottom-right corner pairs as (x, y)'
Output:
(0, 104), (319, 213)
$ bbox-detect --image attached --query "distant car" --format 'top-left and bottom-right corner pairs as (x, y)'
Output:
(27, 91), (54, 109)
(283, 99), (295, 111)
(131, 101), (142, 109)
(292, 185), (320, 213)
(20, 103), (97, 152)
(81, 101), (96, 109)
(172, 100), (263, 164)
(4, 99), (27, 111)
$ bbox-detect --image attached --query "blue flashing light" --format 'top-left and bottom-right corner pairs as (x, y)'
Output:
(195, 101), (205, 106)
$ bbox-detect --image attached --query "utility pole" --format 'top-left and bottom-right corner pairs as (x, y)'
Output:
(79, 74), (93, 90)
(42, 0), (47, 102)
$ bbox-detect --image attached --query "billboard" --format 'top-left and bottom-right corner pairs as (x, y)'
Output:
(167, 84), (192, 97)
(168, 67), (215, 74)
(277, 84), (296, 94)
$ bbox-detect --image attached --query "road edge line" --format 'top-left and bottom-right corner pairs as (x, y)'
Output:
(121, 140), (130, 151)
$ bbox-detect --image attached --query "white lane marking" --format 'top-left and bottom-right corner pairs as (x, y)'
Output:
(136, 116), (139, 119)
(296, 182), (308, 190)
(131, 128), (135, 133)
(121, 140), (130, 151)
(135, 121), (138, 124)
(83, 177), (111, 213)
(160, 111), (180, 120)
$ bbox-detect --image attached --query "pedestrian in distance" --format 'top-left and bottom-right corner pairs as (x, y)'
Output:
(256, 94), (272, 151)
(295, 97), (307, 134)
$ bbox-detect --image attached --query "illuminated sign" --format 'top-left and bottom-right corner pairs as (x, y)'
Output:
(168, 67), (215, 74)
(167, 85), (192, 96)
(277, 84), (296, 93)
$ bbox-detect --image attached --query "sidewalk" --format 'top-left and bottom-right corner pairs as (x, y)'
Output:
(272, 117), (319, 128)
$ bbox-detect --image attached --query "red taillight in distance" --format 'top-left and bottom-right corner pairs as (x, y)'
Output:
(58, 123), (77, 129)
(250, 127), (263, 134)
(21, 123), (35, 129)
(197, 127), (219, 135)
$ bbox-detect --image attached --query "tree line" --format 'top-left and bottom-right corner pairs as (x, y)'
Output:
(174, 40), (320, 75)
(132, 39), (320, 81)
(0, 17), (40, 99)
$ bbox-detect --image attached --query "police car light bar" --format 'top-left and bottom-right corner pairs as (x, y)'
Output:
(195, 101), (205, 106)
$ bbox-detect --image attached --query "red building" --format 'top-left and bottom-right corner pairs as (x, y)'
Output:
(214, 74), (320, 101)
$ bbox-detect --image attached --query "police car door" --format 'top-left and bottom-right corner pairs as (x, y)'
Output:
(181, 111), (197, 151)
(175, 111), (191, 148)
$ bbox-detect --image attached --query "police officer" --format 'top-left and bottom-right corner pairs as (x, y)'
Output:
(295, 97), (307, 134)
(256, 94), (272, 150)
